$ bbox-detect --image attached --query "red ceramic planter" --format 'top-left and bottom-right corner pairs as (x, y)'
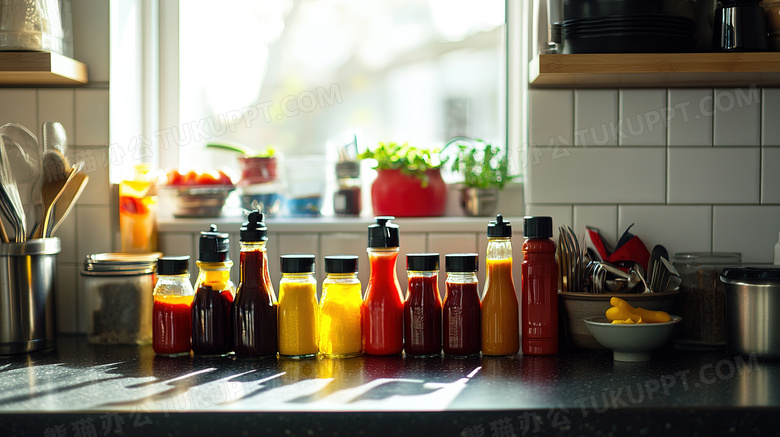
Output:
(371, 169), (447, 217)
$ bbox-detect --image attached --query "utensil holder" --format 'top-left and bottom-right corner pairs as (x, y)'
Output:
(0, 238), (60, 354)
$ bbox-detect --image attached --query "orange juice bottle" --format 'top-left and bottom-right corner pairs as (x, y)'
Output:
(119, 164), (157, 253)
(481, 215), (519, 356)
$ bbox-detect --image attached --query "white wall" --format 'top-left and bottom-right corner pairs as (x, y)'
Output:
(525, 87), (780, 264)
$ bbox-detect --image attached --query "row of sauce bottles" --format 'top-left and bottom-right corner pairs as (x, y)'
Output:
(152, 213), (559, 358)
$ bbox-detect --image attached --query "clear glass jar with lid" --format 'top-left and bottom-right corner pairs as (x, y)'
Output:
(673, 252), (741, 350)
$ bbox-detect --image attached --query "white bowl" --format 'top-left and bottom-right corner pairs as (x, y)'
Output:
(583, 315), (681, 362)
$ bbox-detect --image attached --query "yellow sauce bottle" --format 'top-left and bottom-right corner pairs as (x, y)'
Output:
(319, 256), (363, 358)
(481, 215), (520, 356)
(278, 255), (318, 358)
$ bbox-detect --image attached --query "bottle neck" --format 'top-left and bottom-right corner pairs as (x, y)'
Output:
(367, 247), (400, 282)
(487, 237), (513, 260)
(196, 260), (232, 291)
(446, 271), (478, 284)
(407, 270), (438, 279)
(240, 241), (267, 252)
(281, 272), (317, 285)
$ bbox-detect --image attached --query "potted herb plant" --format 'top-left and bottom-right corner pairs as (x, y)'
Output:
(359, 142), (448, 217)
(445, 137), (513, 217)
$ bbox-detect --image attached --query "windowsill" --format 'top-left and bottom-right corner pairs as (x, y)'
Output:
(157, 182), (524, 233)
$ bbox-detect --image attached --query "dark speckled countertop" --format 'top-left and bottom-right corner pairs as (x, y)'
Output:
(1, 336), (778, 436)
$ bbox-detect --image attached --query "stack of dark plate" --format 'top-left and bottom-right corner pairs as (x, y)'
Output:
(562, 0), (697, 54)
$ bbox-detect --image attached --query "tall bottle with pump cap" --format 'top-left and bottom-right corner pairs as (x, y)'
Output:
(191, 224), (235, 356)
(521, 216), (558, 355)
(232, 211), (278, 357)
(362, 216), (404, 355)
(481, 214), (519, 356)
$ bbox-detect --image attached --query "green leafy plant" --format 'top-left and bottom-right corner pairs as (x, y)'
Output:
(446, 137), (513, 189)
(358, 142), (446, 187)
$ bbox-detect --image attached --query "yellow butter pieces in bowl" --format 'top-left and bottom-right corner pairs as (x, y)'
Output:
(605, 297), (671, 324)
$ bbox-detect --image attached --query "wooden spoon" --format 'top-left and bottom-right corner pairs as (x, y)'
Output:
(33, 150), (71, 239)
(47, 170), (88, 237)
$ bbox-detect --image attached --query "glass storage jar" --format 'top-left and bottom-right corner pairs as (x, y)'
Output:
(673, 252), (741, 350)
(82, 252), (160, 345)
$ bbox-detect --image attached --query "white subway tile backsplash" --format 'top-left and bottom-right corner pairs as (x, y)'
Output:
(56, 208), (78, 263)
(619, 90), (667, 147)
(55, 264), (78, 333)
(525, 147), (665, 204)
(762, 148), (780, 204)
(525, 204), (572, 242)
(668, 147), (760, 204)
(713, 88), (761, 147)
(529, 89), (573, 147)
(75, 205), (112, 263)
(37, 90), (75, 140)
(668, 89), (713, 146)
(573, 205), (618, 247)
(575, 90), (618, 147)
(0, 90), (37, 130)
(74, 89), (109, 146)
(71, 146), (110, 205)
(762, 89), (780, 146)
(618, 205), (712, 257)
(713, 206), (780, 263)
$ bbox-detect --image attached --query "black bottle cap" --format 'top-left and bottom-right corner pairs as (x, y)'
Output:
(445, 253), (479, 273)
(325, 255), (359, 274)
(281, 254), (315, 273)
(487, 214), (512, 238)
(368, 216), (399, 248)
(199, 224), (230, 262)
(157, 256), (190, 275)
(524, 216), (553, 238)
(241, 210), (268, 242)
(406, 253), (439, 271)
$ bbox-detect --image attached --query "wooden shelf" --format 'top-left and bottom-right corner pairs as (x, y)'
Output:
(529, 53), (780, 88)
(0, 51), (88, 85)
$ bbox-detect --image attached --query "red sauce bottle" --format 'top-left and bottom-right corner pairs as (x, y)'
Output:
(521, 216), (558, 355)
(153, 256), (194, 356)
(404, 253), (442, 357)
(232, 211), (278, 357)
(443, 253), (481, 356)
(191, 225), (235, 356)
(361, 217), (404, 355)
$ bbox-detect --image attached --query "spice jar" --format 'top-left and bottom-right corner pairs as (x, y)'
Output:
(278, 254), (319, 358)
(319, 255), (363, 358)
(82, 252), (159, 345)
(153, 256), (194, 356)
(404, 253), (442, 357)
(333, 161), (361, 216)
(673, 252), (741, 350)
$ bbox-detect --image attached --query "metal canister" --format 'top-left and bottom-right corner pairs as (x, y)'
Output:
(0, 238), (61, 354)
(721, 267), (780, 359)
(673, 252), (741, 349)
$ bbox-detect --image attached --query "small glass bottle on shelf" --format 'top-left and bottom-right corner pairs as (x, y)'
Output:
(191, 225), (235, 356)
(278, 255), (319, 358)
(319, 255), (363, 358)
(153, 256), (195, 356)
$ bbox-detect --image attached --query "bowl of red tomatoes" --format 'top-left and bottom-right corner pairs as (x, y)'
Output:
(162, 169), (236, 218)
